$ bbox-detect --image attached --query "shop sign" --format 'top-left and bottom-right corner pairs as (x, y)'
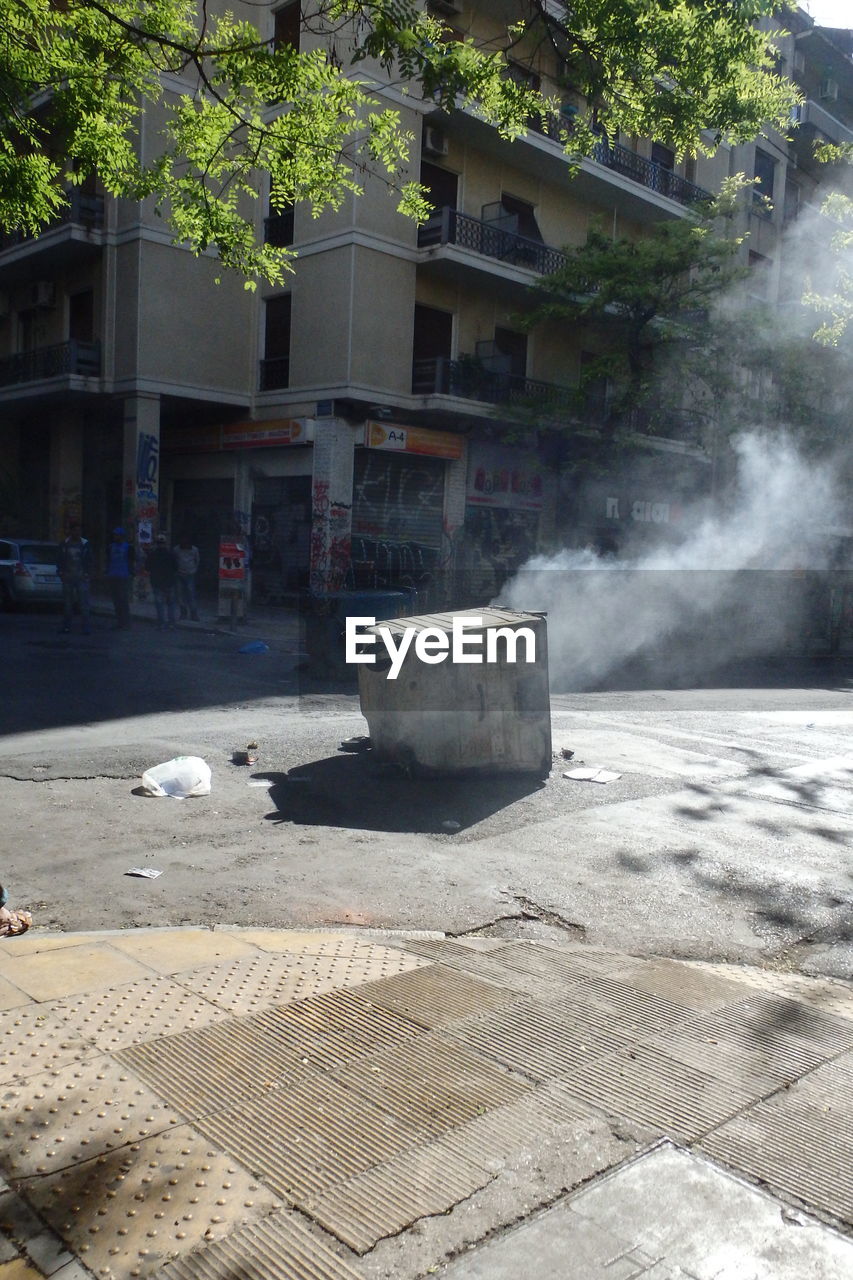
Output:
(365, 421), (464, 460)
(605, 496), (681, 524)
(223, 419), (313, 449)
(466, 443), (545, 511)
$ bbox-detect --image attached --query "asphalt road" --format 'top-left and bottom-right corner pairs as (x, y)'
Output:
(1, 608), (852, 978)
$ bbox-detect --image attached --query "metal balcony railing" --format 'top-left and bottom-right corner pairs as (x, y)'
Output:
(259, 356), (290, 390)
(412, 356), (576, 410)
(418, 207), (569, 275)
(0, 340), (101, 387)
(526, 113), (711, 208)
(0, 192), (105, 253)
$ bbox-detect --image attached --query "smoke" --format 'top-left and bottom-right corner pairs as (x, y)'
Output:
(497, 434), (849, 688)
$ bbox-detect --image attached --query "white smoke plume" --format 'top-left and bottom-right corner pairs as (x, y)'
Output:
(498, 434), (849, 688)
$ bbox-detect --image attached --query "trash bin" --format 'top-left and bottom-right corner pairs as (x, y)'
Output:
(303, 589), (412, 676)
(357, 607), (551, 775)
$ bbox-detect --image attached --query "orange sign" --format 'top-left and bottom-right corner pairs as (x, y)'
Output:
(223, 419), (313, 449)
(366, 421), (464, 460)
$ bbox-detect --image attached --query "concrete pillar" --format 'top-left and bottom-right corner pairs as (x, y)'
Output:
(48, 411), (83, 540)
(440, 442), (468, 609)
(309, 417), (355, 594)
(122, 393), (160, 553)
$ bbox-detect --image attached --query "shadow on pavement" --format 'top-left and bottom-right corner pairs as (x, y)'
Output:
(260, 753), (546, 834)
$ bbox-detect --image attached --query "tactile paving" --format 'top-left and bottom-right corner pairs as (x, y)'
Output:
(25, 1123), (282, 1278)
(51, 977), (227, 1050)
(305, 1129), (494, 1252)
(699, 994), (853, 1057)
(304, 1080), (595, 1252)
(481, 942), (632, 985)
(155, 1209), (363, 1280)
(172, 945), (427, 1016)
(328, 1034), (532, 1134)
(0, 1005), (95, 1083)
(253, 987), (424, 1070)
(0, 1056), (183, 1178)
(116, 1018), (304, 1115)
(617, 957), (757, 1011)
(562, 1043), (758, 1142)
(354, 963), (518, 1027)
(700, 1060), (853, 1224)
(193, 1073), (431, 1204)
(447, 996), (629, 1081)
(641, 1003), (831, 1096)
(563, 974), (694, 1036)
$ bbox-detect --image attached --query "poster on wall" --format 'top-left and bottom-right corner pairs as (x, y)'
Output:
(466, 442), (546, 511)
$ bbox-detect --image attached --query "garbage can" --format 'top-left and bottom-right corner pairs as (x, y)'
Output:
(357, 607), (551, 775)
(303, 589), (413, 676)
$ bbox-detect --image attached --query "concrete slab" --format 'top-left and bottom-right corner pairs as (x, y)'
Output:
(443, 1143), (853, 1279)
(0, 943), (154, 1001)
(105, 928), (261, 974)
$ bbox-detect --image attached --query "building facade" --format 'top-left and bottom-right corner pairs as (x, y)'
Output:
(0, 2), (850, 604)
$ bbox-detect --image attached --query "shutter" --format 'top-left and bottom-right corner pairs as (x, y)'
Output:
(352, 451), (445, 547)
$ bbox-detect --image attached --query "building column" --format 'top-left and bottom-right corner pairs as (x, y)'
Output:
(48, 411), (84, 540)
(441, 443), (468, 609)
(309, 417), (355, 594)
(122, 393), (161, 553)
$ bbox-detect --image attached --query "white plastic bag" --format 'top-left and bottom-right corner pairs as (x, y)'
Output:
(140, 756), (212, 798)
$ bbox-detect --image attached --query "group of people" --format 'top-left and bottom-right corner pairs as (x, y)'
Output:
(57, 523), (201, 633)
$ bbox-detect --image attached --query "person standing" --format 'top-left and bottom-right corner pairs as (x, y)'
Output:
(173, 534), (200, 620)
(57, 520), (92, 634)
(106, 526), (135, 629)
(146, 534), (178, 630)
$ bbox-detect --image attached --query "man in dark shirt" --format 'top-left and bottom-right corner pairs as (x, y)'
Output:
(146, 534), (178, 630)
(57, 520), (92, 634)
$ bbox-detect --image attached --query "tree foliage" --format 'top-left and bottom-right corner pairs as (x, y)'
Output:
(0, 0), (797, 283)
(523, 179), (749, 436)
(806, 142), (853, 346)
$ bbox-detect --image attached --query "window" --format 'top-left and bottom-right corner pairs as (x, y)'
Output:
(273, 3), (300, 51)
(651, 142), (675, 171)
(68, 290), (94, 343)
(420, 162), (459, 214)
(784, 181), (800, 225)
(748, 250), (772, 300)
(265, 198), (294, 247)
(492, 328), (527, 378)
(483, 194), (543, 243)
(753, 149), (776, 212)
(412, 304), (453, 392)
(261, 294), (291, 389)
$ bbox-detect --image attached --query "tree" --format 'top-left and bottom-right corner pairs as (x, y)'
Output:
(520, 180), (750, 446)
(0, 1), (797, 284)
(805, 143), (853, 346)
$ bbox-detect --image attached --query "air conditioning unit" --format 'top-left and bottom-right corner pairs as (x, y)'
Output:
(820, 78), (838, 101)
(423, 126), (448, 158)
(26, 281), (56, 309)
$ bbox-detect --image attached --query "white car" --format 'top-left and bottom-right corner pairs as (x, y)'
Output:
(0, 538), (62, 608)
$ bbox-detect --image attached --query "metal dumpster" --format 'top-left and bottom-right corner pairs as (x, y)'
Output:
(357, 607), (551, 776)
(303, 589), (413, 676)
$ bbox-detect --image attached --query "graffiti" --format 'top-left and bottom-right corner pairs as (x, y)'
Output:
(136, 432), (159, 501)
(312, 479), (330, 517)
(353, 454), (443, 542)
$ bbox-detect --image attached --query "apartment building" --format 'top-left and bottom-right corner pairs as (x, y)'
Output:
(0, 2), (850, 604)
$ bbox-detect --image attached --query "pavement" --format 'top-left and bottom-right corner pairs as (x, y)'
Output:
(0, 926), (850, 1280)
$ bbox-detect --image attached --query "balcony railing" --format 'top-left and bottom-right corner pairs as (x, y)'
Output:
(0, 192), (105, 253)
(412, 356), (576, 410)
(259, 356), (290, 390)
(0, 340), (101, 387)
(418, 208), (569, 275)
(526, 113), (711, 208)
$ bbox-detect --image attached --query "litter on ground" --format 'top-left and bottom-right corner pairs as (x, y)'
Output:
(125, 868), (163, 879)
(139, 756), (212, 798)
(563, 767), (622, 784)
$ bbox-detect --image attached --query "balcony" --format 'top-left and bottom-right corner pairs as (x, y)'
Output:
(259, 356), (290, 391)
(0, 192), (105, 253)
(418, 208), (570, 276)
(412, 355), (576, 411)
(588, 140), (711, 207)
(0, 340), (101, 388)
(789, 99), (853, 171)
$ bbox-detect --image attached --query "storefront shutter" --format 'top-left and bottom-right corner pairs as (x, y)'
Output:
(352, 450), (445, 548)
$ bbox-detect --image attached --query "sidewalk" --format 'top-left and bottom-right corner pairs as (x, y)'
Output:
(88, 592), (303, 649)
(0, 928), (850, 1279)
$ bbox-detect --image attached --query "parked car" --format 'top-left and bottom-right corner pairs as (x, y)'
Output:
(0, 538), (62, 608)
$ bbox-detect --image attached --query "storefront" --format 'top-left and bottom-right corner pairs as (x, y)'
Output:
(350, 421), (465, 598)
(462, 440), (550, 600)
